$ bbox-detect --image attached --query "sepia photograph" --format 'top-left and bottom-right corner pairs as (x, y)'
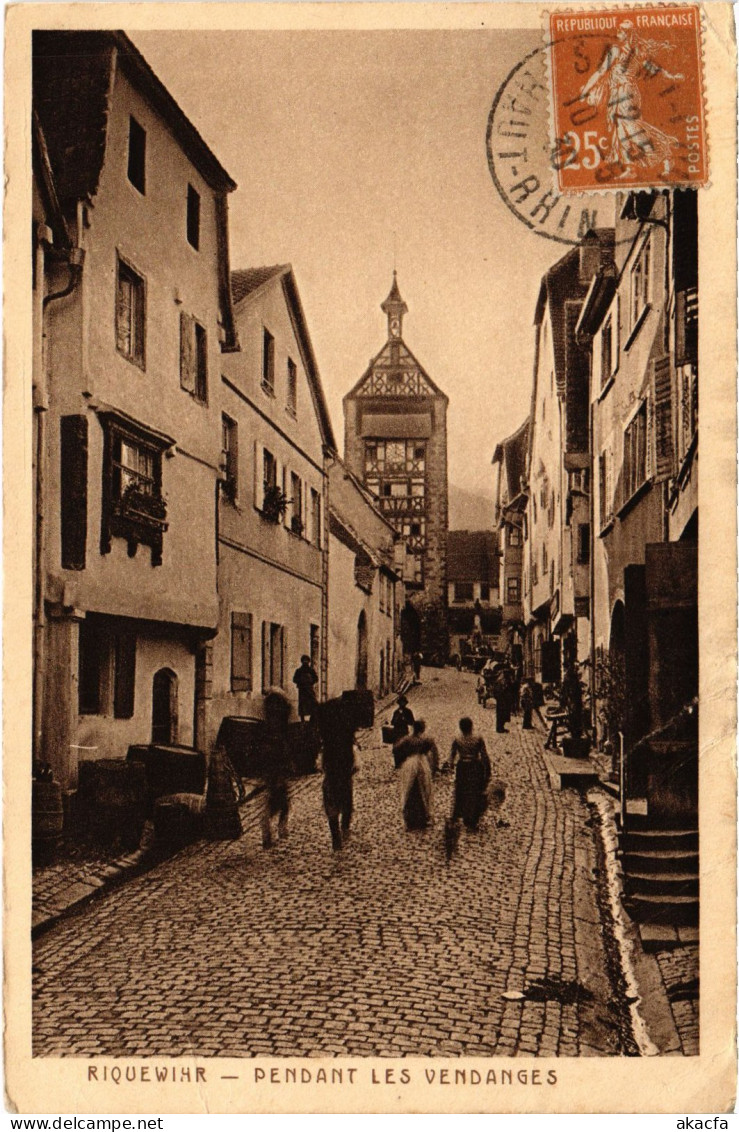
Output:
(4, 0), (736, 1115)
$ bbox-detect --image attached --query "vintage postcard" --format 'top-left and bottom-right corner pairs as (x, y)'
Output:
(4, 0), (737, 1115)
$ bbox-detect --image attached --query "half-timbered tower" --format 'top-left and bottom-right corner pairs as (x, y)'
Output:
(343, 275), (448, 662)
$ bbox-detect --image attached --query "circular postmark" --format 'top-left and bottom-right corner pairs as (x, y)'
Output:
(487, 20), (705, 245)
(486, 42), (612, 247)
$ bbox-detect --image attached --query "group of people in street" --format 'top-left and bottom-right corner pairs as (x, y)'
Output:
(255, 672), (496, 856)
(389, 694), (492, 837)
(251, 650), (588, 855)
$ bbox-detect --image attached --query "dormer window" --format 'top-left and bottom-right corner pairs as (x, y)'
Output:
(127, 117), (146, 194)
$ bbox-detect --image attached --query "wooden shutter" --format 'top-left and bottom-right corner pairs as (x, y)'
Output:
(254, 440), (262, 509)
(195, 323), (207, 401)
(116, 271), (130, 355)
(113, 631), (136, 719)
(225, 419), (238, 497)
(280, 626), (287, 688)
(653, 356), (673, 480)
(180, 312), (195, 392)
(231, 612), (252, 692)
(60, 415), (88, 570)
(261, 621), (269, 691)
(645, 392), (654, 480)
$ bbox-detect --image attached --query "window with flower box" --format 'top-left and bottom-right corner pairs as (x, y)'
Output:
(100, 412), (171, 565)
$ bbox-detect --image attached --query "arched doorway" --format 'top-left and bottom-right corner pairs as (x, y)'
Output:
(152, 668), (178, 746)
(356, 612), (368, 690)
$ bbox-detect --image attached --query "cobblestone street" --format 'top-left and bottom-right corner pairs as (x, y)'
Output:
(33, 669), (635, 1058)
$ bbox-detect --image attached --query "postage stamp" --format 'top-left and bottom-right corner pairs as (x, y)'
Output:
(548, 5), (707, 191)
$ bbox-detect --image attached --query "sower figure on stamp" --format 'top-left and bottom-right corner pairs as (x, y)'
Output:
(293, 654), (319, 722)
(578, 21), (684, 178)
(393, 719), (439, 831)
(315, 697), (358, 851)
(259, 690), (293, 849)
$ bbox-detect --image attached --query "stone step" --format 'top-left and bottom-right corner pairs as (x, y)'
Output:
(622, 848), (699, 874)
(623, 870), (699, 897)
(622, 827), (698, 853)
(624, 891), (699, 927)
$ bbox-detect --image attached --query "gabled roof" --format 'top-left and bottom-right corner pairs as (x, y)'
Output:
(231, 265), (286, 305)
(447, 530), (498, 584)
(32, 111), (70, 250)
(492, 418), (529, 502)
(230, 264), (337, 452)
(530, 230), (614, 460)
(344, 336), (448, 402)
(33, 30), (236, 211)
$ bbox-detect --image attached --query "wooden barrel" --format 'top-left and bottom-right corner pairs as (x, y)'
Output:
(341, 689), (375, 729)
(204, 749), (242, 840)
(32, 779), (64, 858)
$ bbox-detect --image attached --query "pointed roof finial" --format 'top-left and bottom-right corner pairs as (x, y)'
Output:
(381, 270), (407, 315)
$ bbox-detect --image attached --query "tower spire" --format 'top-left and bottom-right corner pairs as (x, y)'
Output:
(381, 271), (408, 340)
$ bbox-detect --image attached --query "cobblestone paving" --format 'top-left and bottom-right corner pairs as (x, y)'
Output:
(653, 945), (699, 1056)
(33, 670), (633, 1057)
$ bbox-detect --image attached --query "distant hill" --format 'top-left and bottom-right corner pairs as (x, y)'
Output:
(448, 483), (493, 531)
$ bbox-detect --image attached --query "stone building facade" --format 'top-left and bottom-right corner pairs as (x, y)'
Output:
(211, 265), (335, 745)
(578, 189), (698, 827)
(446, 530), (500, 659)
(492, 418), (529, 663)
(327, 459), (404, 700)
(33, 31), (237, 792)
(343, 275), (448, 663)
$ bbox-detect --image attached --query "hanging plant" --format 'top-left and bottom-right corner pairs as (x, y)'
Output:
(262, 484), (290, 523)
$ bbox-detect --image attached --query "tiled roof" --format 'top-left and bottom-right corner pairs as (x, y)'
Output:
(231, 265), (288, 305)
(447, 530), (498, 584)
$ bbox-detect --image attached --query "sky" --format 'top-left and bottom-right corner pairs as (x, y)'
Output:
(133, 27), (569, 515)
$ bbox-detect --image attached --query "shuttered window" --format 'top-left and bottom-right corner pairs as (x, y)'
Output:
(116, 257), (145, 367)
(623, 403), (647, 505)
(262, 621), (285, 689)
(654, 356), (674, 479)
(231, 612), (252, 692)
(60, 415), (88, 571)
(180, 313), (207, 402)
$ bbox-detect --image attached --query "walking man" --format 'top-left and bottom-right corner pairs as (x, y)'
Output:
(259, 690), (292, 849)
(293, 654), (319, 722)
(315, 697), (358, 851)
(493, 668), (511, 733)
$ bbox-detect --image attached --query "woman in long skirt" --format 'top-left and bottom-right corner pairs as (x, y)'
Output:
(449, 717), (491, 831)
(394, 720), (439, 831)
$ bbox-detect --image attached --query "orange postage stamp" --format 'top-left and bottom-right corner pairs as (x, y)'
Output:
(548, 5), (707, 191)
